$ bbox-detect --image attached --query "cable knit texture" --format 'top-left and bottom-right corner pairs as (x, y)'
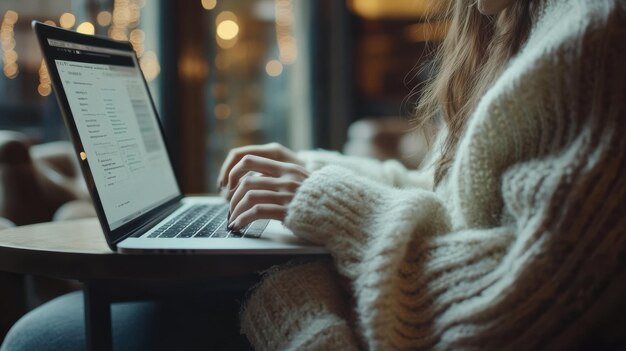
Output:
(240, 0), (626, 349)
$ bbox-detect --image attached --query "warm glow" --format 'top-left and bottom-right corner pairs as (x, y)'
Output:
(216, 37), (237, 49)
(38, 59), (51, 96)
(2, 11), (19, 79)
(129, 28), (145, 43)
(129, 3), (140, 24)
(97, 11), (112, 26)
(43, 20), (56, 26)
(109, 27), (127, 41)
(129, 29), (145, 57)
(265, 60), (283, 77)
(3, 51), (17, 62)
(178, 51), (209, 80)
(347, 0), (446, 19)
(4, 10), (18, 25)
(37, 84), (51, 96)
(275, 0), (297, 64)
(405, 21), (449, 42)
(139, 51), (161, 82)
(2, 39), (15, 51)
(215, 12), (239, 49)
(76, 22), (95, 35)
(201, 0), (217, 10)
(113, 6), (131, 26)
(3, 63), (18, 79)
(216, 11), (237, 23)
(59, 13), (76, 29)
(214, 52), (230, 70)
(214, 103), (231, 120)
(216, 20), (239, 40)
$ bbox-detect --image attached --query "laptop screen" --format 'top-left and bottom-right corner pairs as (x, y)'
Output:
(48, 38), (180, 230)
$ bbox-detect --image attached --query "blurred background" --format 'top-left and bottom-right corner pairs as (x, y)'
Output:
(0, 0), (447, 194)
(0, 0), (449, 342)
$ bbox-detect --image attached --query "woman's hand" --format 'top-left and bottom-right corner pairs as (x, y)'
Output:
(217, 142), (304, 189)
(217, 143), (308, 231)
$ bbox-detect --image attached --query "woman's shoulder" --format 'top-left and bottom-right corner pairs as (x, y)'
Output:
(505, 0), (624, 86)
(446, 0), (626, 228)
(465, 0), (626, 167)
(473, 0), (625, 131)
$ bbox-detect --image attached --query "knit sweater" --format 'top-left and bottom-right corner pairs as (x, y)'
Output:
(240, 0), (626, 350)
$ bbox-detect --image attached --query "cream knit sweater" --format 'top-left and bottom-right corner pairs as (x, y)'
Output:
(241, 0), (626, 349)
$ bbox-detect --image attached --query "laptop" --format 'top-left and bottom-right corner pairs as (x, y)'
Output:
(33, 22), (326, 255)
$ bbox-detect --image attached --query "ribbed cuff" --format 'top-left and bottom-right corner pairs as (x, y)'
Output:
(284, 165), (381, 247)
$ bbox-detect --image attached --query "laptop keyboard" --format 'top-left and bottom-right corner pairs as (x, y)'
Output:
(145, 204), (268, 239)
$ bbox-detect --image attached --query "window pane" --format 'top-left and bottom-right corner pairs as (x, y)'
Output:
(201, 0), (313, 191)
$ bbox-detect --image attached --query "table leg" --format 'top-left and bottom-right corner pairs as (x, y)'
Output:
(83, 282), (113, 351)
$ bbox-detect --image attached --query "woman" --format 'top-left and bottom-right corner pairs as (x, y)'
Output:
(219, 0), (626, 349)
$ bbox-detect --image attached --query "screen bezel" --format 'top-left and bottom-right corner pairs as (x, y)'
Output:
(33, 21), (184, 250)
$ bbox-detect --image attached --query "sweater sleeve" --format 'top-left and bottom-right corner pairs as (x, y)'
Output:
(284, 132), (626, 350)
(279, 5), (626, 348)
(298, 150), (434, 190)
(284, 166), (513, 350)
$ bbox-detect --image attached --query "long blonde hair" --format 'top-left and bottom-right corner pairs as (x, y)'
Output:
(416, 0), (536, 184)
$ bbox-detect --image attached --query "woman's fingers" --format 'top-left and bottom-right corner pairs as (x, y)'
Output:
(230, 189), (292, 221)
(229, 190), (293, 231)
(218, 149), (308, 230)
(217, 143), (300, 188)
(228, 176), (299, 206)
(226, 155), (307, 192)
(217, 144), (271, 188)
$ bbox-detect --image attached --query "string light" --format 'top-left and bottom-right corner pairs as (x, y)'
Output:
(201, 0), (217, 10)
(215, 11), (239, 49)
(275, 0), (297, 64)
(110, 0), (131, 40)
(216, 20), (238, 40)
(139, 51), (161, 82)
(38, 60), (51, 96)
(108, 0), (160, 80)
(129, 29), (145, 57)
(1, 10), (19, 79)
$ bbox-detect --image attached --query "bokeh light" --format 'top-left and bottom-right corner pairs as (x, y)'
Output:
(216, 20), (239, 40)
(97, 11), (112, 26)
(59, 13), (76, 29)
(76, 22), (95, 35)
(201, 0), (217, 10)
(265, 60), (283, 77)
(214, 103), (231, 119)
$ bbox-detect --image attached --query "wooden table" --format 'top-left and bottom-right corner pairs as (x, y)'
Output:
(0, 218), (313, 351)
